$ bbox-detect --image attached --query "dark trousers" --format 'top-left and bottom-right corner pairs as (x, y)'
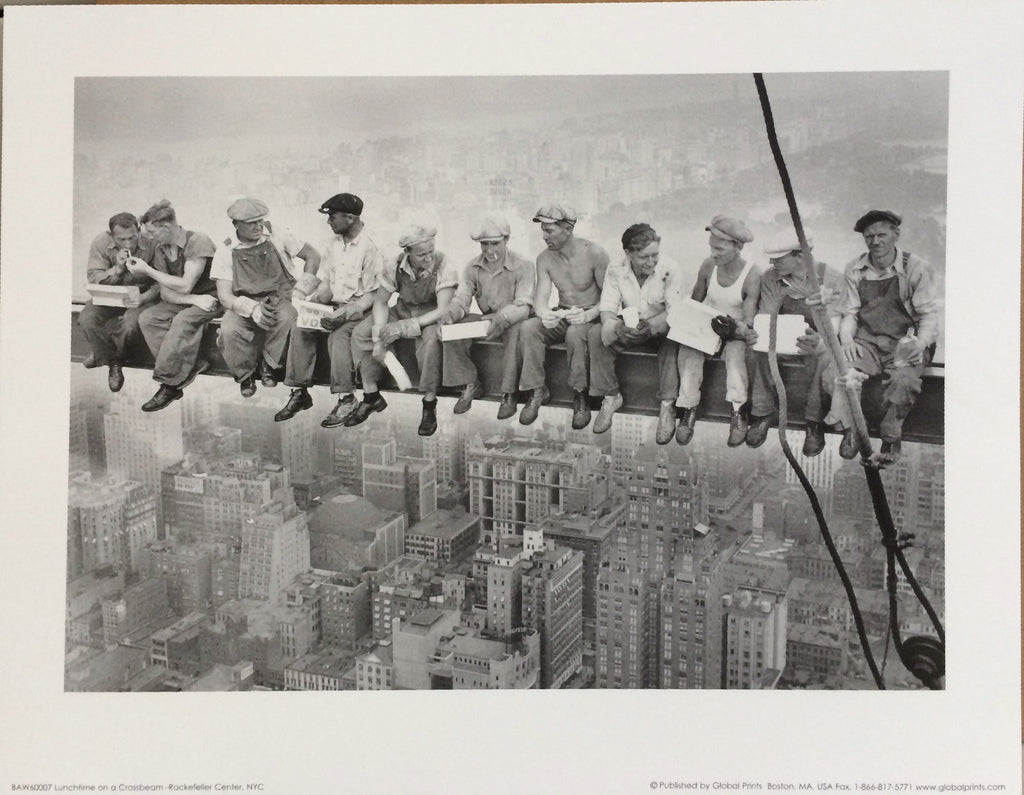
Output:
(749, 350), (828, 422)
(285, 316), (361, 394)
(587, 323), (679, 402)
(218, 301), (298, 382)
(353, 308), (442, 394)
(139, 301), (222, 387)
(78, 301), (144, 366)
(442, 314), (524, 394)
(518, 316), (593, 393)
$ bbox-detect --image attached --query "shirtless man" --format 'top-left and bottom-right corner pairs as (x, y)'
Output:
(675, 215), (760, 447)
(517, 204), (609, 428)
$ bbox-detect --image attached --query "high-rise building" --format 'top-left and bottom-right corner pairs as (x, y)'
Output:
(211, 556), (240, 609)
(101, 576), (171, 644)
(487, 544), (525, 636)
(467, 434), (610, 550)
(721, 589), (787, 690)
(147, 543), (213, 614)
(219, 397), (315, 481)
(239, 498), (311, 605)
(784, 434), (840, 491)
(68, 473), (158, 575)
(183, 425), (242, 459)
(69, 405), (90, 474)
(520, 537), (585, 689)
(611, 414), (653, 479)
(595, 541), (653, 689)
(307, 493), (406, 574)
(421, 415), (464, 485)
(404, 508), (480, 562)
(67, 567), (125, 644)
(362, 439), (437, 526)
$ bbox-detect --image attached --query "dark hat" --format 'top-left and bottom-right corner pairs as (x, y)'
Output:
(318, 193), (364, 216)
(532, 204), (577, 225)
(705, 215), (753, 244)
(854, 210), (902, 233)
(226, 197), (269, 222)
(621, 223), (658, 250)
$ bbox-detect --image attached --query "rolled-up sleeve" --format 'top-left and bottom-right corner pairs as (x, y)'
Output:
(86, 235), (118, 284)
(449, 264), (477, 313)
(359, 245), (384, 296)
(908, 258), (940, 346)
(378, 254), (401, 294)
(435, 253), (460, 292)
(510, 259), (536, 308)
(838, 261), (862, 338)
(599, 268), (624, 315)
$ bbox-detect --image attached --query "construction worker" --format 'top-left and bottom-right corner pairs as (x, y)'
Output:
(78, 211), (159, 392)
(131, 200), (221, 412)
(517, 204), (609, 429)
(824, 210), (938, 465)
(212, 197), (321, 398)
(351, 224), (459, 436)
(437, 216), (535, 418)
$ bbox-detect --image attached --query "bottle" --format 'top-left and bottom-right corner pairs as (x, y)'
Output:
(893, 328), (917, 367)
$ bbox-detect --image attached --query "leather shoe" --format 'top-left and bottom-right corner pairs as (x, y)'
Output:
(676, 407), (697, 446)
(878, 440), (902, 465)
(496, 393), (517, 420)
(107, 364), (125, 393)
(239, 374), (257, 399)
(344, 395), (388, 427)
(802, 421), (826, 457)
(839, 427), (859, 459)
(453, 383), (482, 415)
(571, 391), (592, 430)
(141, 384), (183, 412)
(320, 394), (357, 428)
(418, 400), (438, 437)
(592, 392), (623, 434)
(655, 401), (675, 445)
(259, 360), (278, 388)
(275, 388), (313, 422)
(745, 414), (773, 448)
(727, 408), (748, 448)
(519, 385), (550, 426)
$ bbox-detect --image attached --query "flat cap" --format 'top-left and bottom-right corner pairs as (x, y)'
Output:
(854, 209), (902, 233)
(398, 225), (437, 249)
(705, 215), (753, 244)
(764, 229), (813, 258)
(318, 192), (364, 216)
(227, 197), (269, 223)
(532, 204), (577, 225)
(470, 216), (511, 242)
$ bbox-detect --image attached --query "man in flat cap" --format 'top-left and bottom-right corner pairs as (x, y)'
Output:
(212, 197), (321, 398)
(437, 216), (535, 418)
(275, 192), (384, 428)
(78, 211), (160, 392)
(129, 200), (221, 411)
(822, 210), (938, 465)
(589, 223), (681, 438)
(349, 224), (459, 436)
(674, 215), (761, 447)
(743, 228), (842, 455)
(517, 204), (609, 429)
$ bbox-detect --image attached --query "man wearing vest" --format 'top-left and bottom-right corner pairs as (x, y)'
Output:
(674, 215), (761, 448)
(744, 229), (843, 456)
(130, 200), (221, 412)
(78, 211), (160, 393)
(212, 198), (321, 398)
(824, 210), (938, 465)
(349, 224), (459, 436)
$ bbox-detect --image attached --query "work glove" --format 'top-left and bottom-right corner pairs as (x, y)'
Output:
(293, 273), (321, 299)
(711, 315), (739, 341)
(796, 327), (823, 356)
(380, 317), (421, 346)
(372, 339), (388, 363)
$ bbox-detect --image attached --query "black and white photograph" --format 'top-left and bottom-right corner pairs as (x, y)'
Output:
(1, 2), (1021, 793)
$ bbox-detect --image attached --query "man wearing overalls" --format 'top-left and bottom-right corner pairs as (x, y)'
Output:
(826, 210), (939, 465)
(212, 198), (321, 398)
(348, 224), (459, 435)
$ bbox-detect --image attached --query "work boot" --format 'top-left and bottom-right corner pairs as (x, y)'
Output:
(496, 393), (517, 420)
(878, 440), (902, 465)
(107, 363), (124, 393)
(571, 391), (592, 430)
(453, 382), (482, 415)
(802, 421), (826, 457)
(655, 400), (675, 445)
(745, 413), (773, 448)
(239, 373), (257, 399)
(344, 394), (388, 427)
(320, 394), (357, 428)
(676, 407), (697, 446)
(141, 384), (183, 412)
(519, 385), (550, 426)
(275, 387), (313, 422)
(418, 399), (438, 437)
(727, 408), (748, 448)
(592, 393), (623, 434)
(259, 360), (278, 388)
(839, 427), (859, 460)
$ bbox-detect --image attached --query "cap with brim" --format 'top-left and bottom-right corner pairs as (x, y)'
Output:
(398, 225), (437, 249)
(318, 193), (364, 216)
(853, 210), (902, 233)
(764, 229), (813, 258)
(471, 217), (511, 242)
(532, 204), (577, 225)
(227, 198), (269, 223)
(705, 215), (753, 244)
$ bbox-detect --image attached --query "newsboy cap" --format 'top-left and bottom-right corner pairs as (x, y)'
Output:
(532, 204), (577, 225)
(318, 193), (364, 216)
(398, 225), (437, 249)
(471, 217), (511, 242)
(226, 198), (269, 223)
(763, 229), (813, 258)
(853, 209), (902, 233)
(705, 215), (753, 244)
